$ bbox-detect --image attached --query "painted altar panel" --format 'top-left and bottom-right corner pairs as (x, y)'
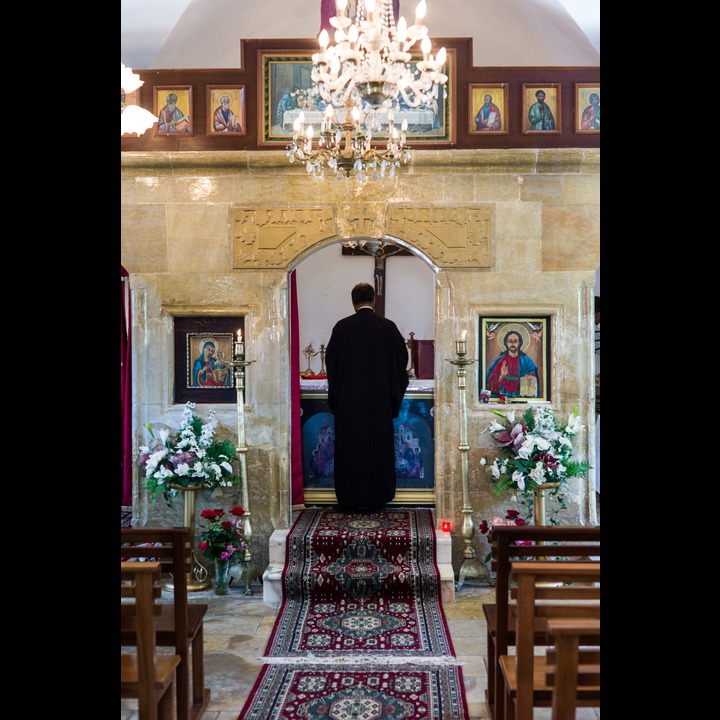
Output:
(300, 391), (435, 506)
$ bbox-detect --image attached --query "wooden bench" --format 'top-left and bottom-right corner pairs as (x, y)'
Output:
(545, 617), (601, 720)
(498, 561), (601, 720)
(121, 561), (181, 720)
(121, 527), (211, 720)
(483, 525), (600, 720)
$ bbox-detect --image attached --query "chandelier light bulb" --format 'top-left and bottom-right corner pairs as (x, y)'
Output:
(396, 16), (408, 41)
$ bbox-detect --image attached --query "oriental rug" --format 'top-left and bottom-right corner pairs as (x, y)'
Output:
(238, 507), (469, 719)
(239, 662), (468, 719)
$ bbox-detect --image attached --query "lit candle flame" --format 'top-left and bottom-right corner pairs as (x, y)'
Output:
(237, 329), (243, 342)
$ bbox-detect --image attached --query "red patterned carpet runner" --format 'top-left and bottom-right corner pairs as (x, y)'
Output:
(239, 508), (469, 719)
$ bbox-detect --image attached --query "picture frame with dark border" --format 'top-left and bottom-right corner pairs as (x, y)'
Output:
(206, 85), (247, 136)
(522, 84), (561, 134)
(479, 316), (550, 402)
(258, 49), (455, 145)
(174, 316), (244, 404)
(575, 83), (600, 133)
(468, 83), (508, 135)
(153, 85), (193, 136)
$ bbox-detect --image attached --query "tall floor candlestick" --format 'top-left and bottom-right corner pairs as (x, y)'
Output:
(449, 340), (491, 590)
(226, 341), (255, 583)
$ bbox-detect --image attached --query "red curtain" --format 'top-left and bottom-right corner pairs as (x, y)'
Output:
(121, 266), (133, 507)
(290, 270), (305, 507)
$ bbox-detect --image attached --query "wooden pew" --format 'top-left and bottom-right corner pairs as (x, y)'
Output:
(498, 561), (601, 720)
(121, 561), (181, 720)
(483, 525), (600, 720)
(121, 527), (211, 720)
(545, 618), (601, 720)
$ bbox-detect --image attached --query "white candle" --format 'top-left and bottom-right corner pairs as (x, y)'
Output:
(456, 331), (467, 355)
(235, 328), (244, 359)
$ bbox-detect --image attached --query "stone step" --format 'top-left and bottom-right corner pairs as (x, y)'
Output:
(262, 524), (456, 608)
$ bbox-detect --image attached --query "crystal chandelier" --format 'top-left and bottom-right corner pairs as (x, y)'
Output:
(286, 0), (448, 181)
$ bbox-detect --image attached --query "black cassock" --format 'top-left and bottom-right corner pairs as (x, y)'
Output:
(326, 307), (409, 508)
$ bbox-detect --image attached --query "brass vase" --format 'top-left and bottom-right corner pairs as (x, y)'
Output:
(533, 482), (561, 526)
(164, 483), (212, 591)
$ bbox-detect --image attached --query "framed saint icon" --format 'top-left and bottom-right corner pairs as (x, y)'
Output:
(479, 317), (550, 402)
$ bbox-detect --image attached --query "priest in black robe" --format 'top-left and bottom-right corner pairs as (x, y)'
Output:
(326, 282), (409, 511)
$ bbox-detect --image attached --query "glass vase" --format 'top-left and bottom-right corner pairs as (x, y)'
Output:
(213, 559), (231, 595)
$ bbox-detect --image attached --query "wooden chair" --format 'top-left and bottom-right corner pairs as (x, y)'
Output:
(545, 618), (601, 720)
(121, 527), (211, 720)
(121, 561), (181, 720)
(498, 561), (601, 720)
(483, 525), (600, 720)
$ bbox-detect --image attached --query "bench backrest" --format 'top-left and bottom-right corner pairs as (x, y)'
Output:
(492, 524), (600, 660)
(510, 560), (600, 720)
(545, 617), (601, 720)
(120, 526), (191, 649)
(121, 561), (164, 718)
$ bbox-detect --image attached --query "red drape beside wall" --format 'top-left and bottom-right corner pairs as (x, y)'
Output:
(290, 270), (305, 508)
(121, 266), (133, 507)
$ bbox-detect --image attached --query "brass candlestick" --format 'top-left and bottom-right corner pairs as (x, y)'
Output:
(449, 339), (491, 590)
(302, 343), (319, 377)
(225, 339), (255, 590)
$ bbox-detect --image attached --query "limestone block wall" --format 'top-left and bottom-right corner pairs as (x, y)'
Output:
(121, 147), (600, 575)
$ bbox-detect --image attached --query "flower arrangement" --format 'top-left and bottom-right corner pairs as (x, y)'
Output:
(198, 505), (248, 562)
(479, 405), (590, 521)
(478, 508), (529, 563)
(138, 402), (240, 505)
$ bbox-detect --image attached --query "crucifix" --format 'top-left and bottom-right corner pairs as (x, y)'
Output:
(341, 241), (411, 317)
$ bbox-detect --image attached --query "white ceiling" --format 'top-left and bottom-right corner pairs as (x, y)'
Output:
(121, 0), (599, 70)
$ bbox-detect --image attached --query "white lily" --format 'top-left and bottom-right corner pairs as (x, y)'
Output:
(565, 412), (584, 434)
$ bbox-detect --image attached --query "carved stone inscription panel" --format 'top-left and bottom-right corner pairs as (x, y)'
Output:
(232, 205), (491, 269)
(386, 206), (491, 268)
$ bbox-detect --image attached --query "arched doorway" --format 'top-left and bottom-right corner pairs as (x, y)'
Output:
(290, 238), (436, 507)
